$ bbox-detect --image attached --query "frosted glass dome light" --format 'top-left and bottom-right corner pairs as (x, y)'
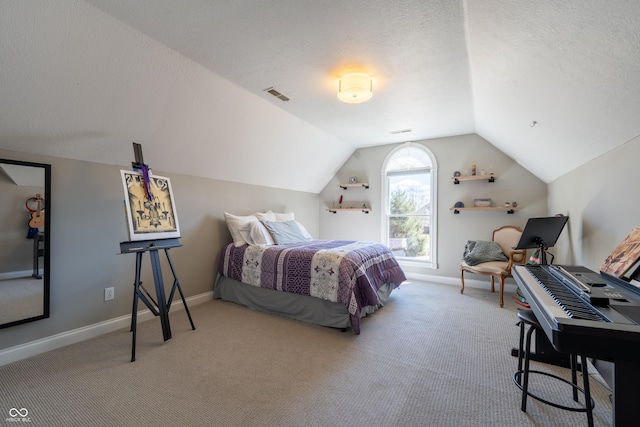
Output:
(337, 72), (373, 104)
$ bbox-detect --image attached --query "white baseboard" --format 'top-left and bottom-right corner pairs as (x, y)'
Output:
(0, 291), (213, 367)
(0, 270), (35, 280)
(403, 272), (518, 293)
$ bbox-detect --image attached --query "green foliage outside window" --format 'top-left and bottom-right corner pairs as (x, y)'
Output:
(389, 189), (428, 257)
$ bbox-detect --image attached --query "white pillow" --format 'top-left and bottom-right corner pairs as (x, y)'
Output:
(274, 211), (295, 221)
(239, 221), (275, 246)
(224, 212), (259, 246)
(255, 210), (277, 222)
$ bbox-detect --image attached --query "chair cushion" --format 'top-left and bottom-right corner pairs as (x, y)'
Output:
(462, 240), (508, 266)
(461, 260), (510, 275)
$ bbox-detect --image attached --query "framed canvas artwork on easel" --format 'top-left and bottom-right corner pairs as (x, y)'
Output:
(121, 170), (181, 241)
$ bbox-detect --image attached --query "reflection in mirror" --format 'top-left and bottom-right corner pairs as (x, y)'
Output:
(0, 159), (50, 329)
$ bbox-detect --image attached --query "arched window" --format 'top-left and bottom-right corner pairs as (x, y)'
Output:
(382, 142), (438, 269)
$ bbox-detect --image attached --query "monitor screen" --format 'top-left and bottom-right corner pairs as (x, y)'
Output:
(514, 216), (569, 250)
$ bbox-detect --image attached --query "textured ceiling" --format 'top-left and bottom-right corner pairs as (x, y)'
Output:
(84, 0), (476, 146)
(1, 1), (639, 193)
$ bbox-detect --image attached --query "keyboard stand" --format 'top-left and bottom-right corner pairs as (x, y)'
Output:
(511, 327), (572, 369)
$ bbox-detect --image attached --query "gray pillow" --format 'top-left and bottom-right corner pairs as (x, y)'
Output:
(462, 240), (508, 266)
(261, 220), (311, 245)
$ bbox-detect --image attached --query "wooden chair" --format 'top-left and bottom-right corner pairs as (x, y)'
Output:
(460, 225), (527, 307)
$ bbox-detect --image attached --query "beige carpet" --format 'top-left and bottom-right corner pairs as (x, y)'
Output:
(0, 277), (44, 324)
(0, 281), (613, 426)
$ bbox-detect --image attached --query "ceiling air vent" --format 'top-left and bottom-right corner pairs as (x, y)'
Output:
(389, 128), (412, 135)
(263, 87), (290, 102)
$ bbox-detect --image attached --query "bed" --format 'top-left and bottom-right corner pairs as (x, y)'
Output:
(214, 212), (406, 333)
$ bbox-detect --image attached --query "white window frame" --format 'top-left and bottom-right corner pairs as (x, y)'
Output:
(381, 142), (438, 269)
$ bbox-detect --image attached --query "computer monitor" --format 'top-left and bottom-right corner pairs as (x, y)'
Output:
(515, 216), (569, 264)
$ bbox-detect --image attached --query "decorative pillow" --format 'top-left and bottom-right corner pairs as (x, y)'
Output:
(238, 221), (275, 246)
(295, 220), (313, 240)
(225, 211), (310, 245)
(224, 212), (259, 246)
(462, 240), (508, 266)
(261, 220), (311, 245)
(256, 211), (311, 239)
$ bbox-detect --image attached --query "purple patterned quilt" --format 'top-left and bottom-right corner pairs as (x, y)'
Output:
(219, 240), (406, 333)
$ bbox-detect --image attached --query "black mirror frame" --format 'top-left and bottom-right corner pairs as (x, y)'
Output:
(0, 158), (51, 329)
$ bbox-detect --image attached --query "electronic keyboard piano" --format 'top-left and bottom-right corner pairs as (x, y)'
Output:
(513, 264), (640, 426)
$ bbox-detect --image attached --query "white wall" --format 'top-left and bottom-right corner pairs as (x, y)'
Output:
(548, 135), (640, 269)
(319, 133), (549, 279)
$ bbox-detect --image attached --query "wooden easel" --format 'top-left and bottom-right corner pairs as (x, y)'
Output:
(120, 238), (195, 362)
(121, 143), (195, 362)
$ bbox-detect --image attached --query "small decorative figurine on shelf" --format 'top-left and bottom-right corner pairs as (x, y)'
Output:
(471, 164), (477, 176)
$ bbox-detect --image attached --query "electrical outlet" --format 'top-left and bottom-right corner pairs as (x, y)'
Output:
(104, 287), (114, 301)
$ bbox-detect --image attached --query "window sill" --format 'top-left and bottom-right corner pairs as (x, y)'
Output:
(396, 258), (437, 270)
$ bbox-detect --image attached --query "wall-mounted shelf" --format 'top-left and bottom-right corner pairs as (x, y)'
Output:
(451, 174), (496, 184)
(450, 206), (520, 214)
(333, 181), (370, 213)
(450, 172), (520, 214)
(338, 183), (369, 189)
(327, 208), (371, 214)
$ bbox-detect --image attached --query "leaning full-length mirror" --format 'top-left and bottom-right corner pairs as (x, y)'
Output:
(0, 159), (50, 329)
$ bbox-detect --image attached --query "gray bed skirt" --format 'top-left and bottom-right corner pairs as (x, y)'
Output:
(213, 274), (394, 331)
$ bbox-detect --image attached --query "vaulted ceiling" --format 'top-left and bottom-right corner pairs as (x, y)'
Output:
(1, 1), (639, 193)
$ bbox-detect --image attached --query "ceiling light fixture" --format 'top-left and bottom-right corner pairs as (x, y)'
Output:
(337, 72), (373, 104)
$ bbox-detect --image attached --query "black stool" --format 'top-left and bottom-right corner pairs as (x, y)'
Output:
(513, 310), (594, 427)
